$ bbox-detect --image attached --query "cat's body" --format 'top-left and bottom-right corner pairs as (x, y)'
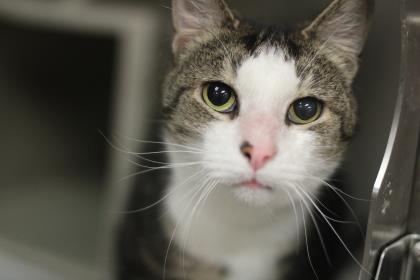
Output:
(117, 0), (371, 279)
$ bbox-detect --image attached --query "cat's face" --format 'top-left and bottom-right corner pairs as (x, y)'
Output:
(163, 0), (368, 206)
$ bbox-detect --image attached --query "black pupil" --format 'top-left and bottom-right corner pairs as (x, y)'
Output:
(293, 98), (319, 120)
(207, 82), (232, 106)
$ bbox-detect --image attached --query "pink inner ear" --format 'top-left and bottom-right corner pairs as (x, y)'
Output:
(171, 0), (230, 54)
(172, 33), (193, 53)
(172, 1), (214, 33)
(172, 13), (209, 53)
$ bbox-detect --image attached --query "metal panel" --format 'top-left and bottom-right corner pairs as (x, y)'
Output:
(361, 0), (420, 279)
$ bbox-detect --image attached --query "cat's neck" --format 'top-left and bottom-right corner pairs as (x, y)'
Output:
(164, 164), (299, 279)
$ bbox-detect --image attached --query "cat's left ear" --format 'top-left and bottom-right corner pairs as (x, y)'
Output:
(171, 0), (239, 55)
(302, 0), (373, 82)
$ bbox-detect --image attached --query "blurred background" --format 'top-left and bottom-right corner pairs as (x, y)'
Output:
(0, 0), (400, 279)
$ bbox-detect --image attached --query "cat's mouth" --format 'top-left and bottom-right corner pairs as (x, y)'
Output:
(239, 179), (273, 191)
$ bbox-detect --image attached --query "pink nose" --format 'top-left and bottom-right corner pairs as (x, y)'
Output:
(240, 142), (276, 171)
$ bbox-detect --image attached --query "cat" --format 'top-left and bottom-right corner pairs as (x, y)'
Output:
(117, 0), (371, 279)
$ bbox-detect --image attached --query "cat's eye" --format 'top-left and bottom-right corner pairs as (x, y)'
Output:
(288, 97), (323, 124)
(202, 82), (237, 113)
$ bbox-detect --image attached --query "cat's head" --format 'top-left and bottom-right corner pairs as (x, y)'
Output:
(163, 0), (370, 206)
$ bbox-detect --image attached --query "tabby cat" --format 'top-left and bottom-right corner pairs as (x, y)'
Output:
(117, 0), (371, 279)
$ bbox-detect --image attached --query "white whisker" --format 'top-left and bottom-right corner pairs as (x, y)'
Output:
(182, 178), (218, 278)
(280, 187), (300, 254)
(294, 185), (332, 267)
(299, 200), (320, 280)
(114, 133), (203, 152)
(295, 184), (371, 277)
(307, 176), (365, 236)
(116, 162), (202, 183)
(114, 169), (206, 214)
(163, 176), (211, 280)
(103, 133), (202, 166)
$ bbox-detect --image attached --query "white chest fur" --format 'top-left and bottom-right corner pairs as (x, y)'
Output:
(165, 169), (299, 280)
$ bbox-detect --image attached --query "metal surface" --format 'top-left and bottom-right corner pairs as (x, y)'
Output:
(374, 235), (420, 280)
(360, 0), (420, 278)
(407, 241), (420, 279)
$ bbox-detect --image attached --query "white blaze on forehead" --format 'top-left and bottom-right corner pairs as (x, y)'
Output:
(234, 48), (300, 113)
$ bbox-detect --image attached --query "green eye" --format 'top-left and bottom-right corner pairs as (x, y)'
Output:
(288, 97), (323, 124)
(202, 82), (237, 113)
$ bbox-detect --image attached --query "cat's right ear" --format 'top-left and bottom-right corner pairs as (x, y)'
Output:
(171, 0), (239, 55)
(302, 0), (373, 82)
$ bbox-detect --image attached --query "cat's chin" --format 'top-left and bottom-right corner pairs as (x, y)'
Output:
(232, 183), (274, 207)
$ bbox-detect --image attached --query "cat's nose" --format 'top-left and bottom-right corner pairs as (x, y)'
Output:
(240, 141), (276, 171)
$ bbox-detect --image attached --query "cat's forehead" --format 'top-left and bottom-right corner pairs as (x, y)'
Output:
(234, 47), (301, 111)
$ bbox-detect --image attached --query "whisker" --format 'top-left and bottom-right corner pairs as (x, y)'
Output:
(126, 156), (204, 169)
(116, 162), (202, 183)
(114, 133), (203, 152)
(113, 169), (206, 214)
(321, 179), (370, 202)
(295, 185), (371, 277)
(133, 150), (203, 155)
(108, 135), (202, 156)
(299, 185), (342, 219)
(158, 173), (212, 219)
(279, 187), (300, 254)
(196, 180), (219, 221)
(129, 152), (201, 167)
(163, 177), (210, 280)
(103, 132), (174, 166)
(273, 167), (367, 207)
(290, 182), (356, 224)
(294, 185), (332, 267)
(182, 178), (218, 278)
(308, 177), (365, 236)
(324, 216), (358, 225)
(299, 200), (320, 280)
(105, 133), (202, 166)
